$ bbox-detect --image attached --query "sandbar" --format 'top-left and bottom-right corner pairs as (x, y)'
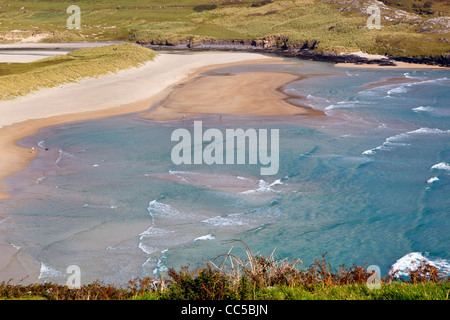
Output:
(0, 50), (294, 284)
(140, 69), (312, 121)
(0, 51), (278, 200)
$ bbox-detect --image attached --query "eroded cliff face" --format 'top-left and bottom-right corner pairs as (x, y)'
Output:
(140, 36), (449, 67)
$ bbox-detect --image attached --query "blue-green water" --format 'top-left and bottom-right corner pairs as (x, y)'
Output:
(1, 58), (449, 286)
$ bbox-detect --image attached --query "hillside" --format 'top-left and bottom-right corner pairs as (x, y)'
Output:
(0, 0), (448, 58)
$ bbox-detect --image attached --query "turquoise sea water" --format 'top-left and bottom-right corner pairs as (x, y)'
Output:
(1, 57), (449, 286)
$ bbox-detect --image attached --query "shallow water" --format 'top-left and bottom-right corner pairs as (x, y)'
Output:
(1, 58), (449, 286)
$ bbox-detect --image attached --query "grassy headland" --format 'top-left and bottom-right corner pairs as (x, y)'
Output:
(0, 0), (448, 58)
(0, 43), (156, 100)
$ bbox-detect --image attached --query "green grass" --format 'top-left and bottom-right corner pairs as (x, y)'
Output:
(129, 283), (450, 300)
(380, 0), (450, 17)
(0, 43), (156, 100)
(2, 279), (448, 300)
(256, 282), (450, 300)
(0, 0), (448, 57)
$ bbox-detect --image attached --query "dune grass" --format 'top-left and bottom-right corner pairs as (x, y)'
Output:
(0, 43), (156, 100)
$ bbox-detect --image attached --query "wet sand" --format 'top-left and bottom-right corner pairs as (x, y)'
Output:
(147, 171), (262, 194)
(141, 70), (313, 121)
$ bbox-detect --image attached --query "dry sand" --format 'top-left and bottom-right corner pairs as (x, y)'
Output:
(0, 50), (71, 63)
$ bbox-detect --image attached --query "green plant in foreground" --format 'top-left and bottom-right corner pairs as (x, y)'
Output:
(1, 241), (449, 300)
(134, 240), (450, 300)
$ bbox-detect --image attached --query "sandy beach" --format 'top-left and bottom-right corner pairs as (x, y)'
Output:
(0, 48), (445, 200)
(0, 51), (282, 199)
(1, 45), (447, 285)
(0, 49), (298, 283)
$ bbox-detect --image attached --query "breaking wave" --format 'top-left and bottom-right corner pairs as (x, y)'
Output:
(362, 127), (450, 155)
(389, 252), (450, 277)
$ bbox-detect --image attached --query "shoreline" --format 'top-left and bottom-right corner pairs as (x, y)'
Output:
(0, 51), (288, 284)
(0, 47), (448, 284)
(140, 40), (450, 69)
(334, 61), (449, 70)
(141, 70), (320, 121)
(0, 51), (278, 200)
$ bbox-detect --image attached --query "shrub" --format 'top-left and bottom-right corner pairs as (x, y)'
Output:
(251, 0), (273, 7)
(193, 4), (217, 12)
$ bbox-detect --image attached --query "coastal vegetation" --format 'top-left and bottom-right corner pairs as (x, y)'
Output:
(1, 241), (448, 300)
(0, 43), (156, 100)
(0, 1), (448, 57)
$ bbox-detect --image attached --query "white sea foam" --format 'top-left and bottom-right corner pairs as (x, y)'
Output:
(139, 243), (158, 255)
(238, 179), (283, 195)
(345, 71), (359, 77)
(194, 234), (215, 241)
(139, 226), (171, 254)
(38, 262), (64, 279)
(0, 216), (12, 231)
(168, 170), (192, 175)
(153, 249), (168, 275)
(139, 200), (184, 255)
(139, 226), (171, 239)
(362, 149), (375, 155)
(202, 214), (247, 227)
(55, 148), (75, 167)
(427, 177), (439, 184)
(389, 252), (450, 277)
(403, 72), (424, 80)
(38, 140), (46, 149)
(412, 106), (434, 113)
(36, 176), (46, 184)
(387, 85), (409, 95)
(83, 196), (117, 210)
(431, 162), (450, 171)
(138, 243), (158, 255)
(10, 243), (21, 250)
(386, 77), (448, 97)
(363, 127), (450, 155)
(147, 199), (184, 222)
